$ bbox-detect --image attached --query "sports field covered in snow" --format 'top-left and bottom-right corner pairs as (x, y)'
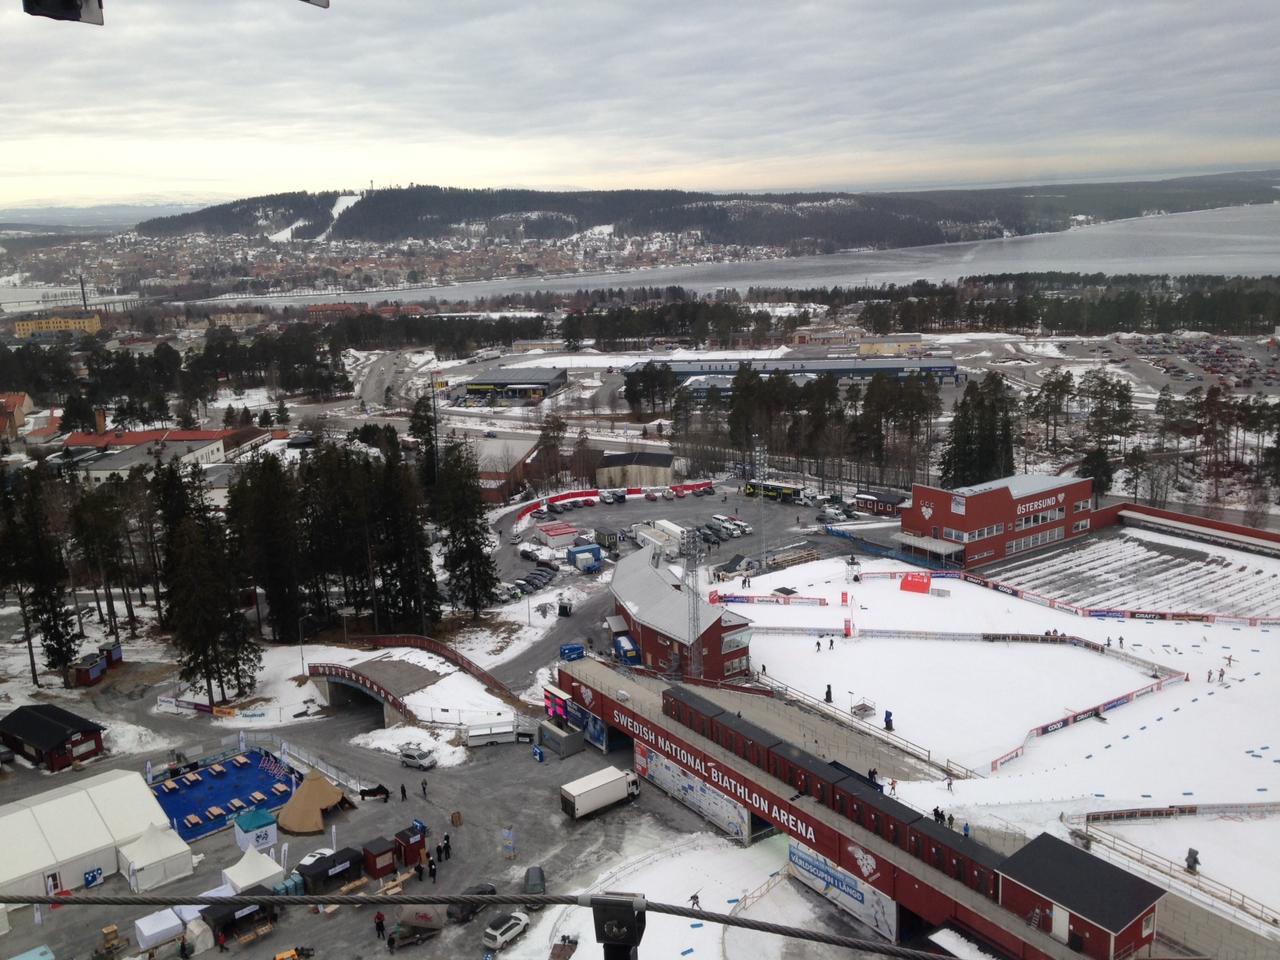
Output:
(981, 526), (1280, 617)
(710, 555), (1280, 911)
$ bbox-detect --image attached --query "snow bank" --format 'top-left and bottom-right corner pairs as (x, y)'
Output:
(348, 725), (467, 768)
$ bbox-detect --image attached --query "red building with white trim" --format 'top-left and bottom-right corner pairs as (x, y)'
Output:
(609, 545), (751, 681)
(897, 475), (1102, 568)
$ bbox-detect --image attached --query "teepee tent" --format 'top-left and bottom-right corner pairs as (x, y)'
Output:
(276, 773), (347, 835)
(117, 824), (193, 892)
(221, 846), (285, 892)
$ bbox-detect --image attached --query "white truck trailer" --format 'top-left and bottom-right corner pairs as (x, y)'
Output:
(560, 766), (641, 818)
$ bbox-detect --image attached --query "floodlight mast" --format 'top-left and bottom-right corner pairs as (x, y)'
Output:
(23, 0), (329, 24)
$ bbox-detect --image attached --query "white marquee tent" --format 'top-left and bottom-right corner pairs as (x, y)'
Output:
(0, 806), (55, 903)
(221, 846), (284, 893)
(118, 824), (194, 892)
(0, 769), (180, 911)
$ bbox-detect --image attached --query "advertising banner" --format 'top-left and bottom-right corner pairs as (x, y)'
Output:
(788, 841), (897, 941)
(633, 743), (749, 841)
(1021, 592), (1051, 607)
(1088, 609), (1126, 619)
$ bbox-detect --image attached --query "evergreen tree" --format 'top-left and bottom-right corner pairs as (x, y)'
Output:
(257, 408), (274, 428)
(222, 405), (237, 428)
(275, 398), (291, 425)
(1078, 448), (1114, 503)
(61, 393), (97, 432)
(437, 443), (499, 620)
(18, 470), (78, 686)
(408, 395), (437, 489)
(227, 455), (301, 643)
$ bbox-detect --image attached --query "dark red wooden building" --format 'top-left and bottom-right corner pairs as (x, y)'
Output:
(0, 703), (105, 771)
(997, 833), (1164, 960)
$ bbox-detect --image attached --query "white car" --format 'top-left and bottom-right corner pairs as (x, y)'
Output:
(481, 912), (530, 949)
(400, 748), (437, 770)
(296, 847), (334, 869)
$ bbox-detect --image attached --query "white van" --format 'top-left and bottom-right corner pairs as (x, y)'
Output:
(712, 514), (742, 536)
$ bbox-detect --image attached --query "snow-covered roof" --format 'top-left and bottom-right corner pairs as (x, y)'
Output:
(611, 545), (748, 646)
(950, 474), (1075, 499)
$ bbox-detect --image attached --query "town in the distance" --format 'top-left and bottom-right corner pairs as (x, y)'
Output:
(2, 217), (1279, 959)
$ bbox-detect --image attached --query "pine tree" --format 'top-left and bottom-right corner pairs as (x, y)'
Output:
(275, 398), (291, 425)
(409, 395), (437, 489)
(437, 443), (499, 620)
(18, 470), (79, 686)
(227, 454), (301, 643)
(222, 405), (237, 428)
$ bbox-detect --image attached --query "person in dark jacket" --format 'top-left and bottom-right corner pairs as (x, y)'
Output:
(414, 861), (424, 882)
(428, 857), (437, 883)
(400, 783), (407, 802)
(436, 841), (443, 862)
(443, 833), (452, 860)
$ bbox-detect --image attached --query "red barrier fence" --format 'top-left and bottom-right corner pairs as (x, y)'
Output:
(513, 480), (715, 523)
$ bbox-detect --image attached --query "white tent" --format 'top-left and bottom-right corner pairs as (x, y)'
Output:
(0, 807), (56, 905)
(221, 847), (284, 893)
(117, 824), (193, 892)
(176, 883), (234, 924)
(28, 790), (117, 890)
(184, 916), (214, 954)
(134, 907), (184, 950)
(83, 769), (170, 845)
(0, 768), (168, 911)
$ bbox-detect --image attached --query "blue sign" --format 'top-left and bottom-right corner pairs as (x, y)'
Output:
(559, 643), (585, 662)
(532, 746), (544, 763)
(84, 867), (103, 888)
(566, 701), (589, 731)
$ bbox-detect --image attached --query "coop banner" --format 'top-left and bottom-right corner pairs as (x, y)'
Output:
(899, 572), (932, 594)
(788, 841), (897, 941)
(633, 743), (749, 841)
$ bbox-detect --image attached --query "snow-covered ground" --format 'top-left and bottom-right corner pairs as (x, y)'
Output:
(713, 555), (1280, 910)
(348, 724), (467, 768)
(984, 527), (1280, 617)
(1104, 814), (1280, 906)
(450, 582), (596, 670)
(504, 831), (850, 960)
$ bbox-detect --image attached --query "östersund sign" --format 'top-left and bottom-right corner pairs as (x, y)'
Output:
(610, 707), (818, 844)
(1016, 492), (1065, 515)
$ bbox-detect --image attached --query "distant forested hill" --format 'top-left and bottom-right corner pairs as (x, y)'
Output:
(135, 170), (1280, 251)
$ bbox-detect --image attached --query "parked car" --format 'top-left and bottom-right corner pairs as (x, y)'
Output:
(661, 489), (675, 500)
(522, 866), (546, 911)
(482, 911), (530, 948)
(448, 882), (498, 923)
(296, 847), (334, 869)
(674, 488), (687, 498)
(535, 558), (560, 572)
(699, 529), (716, 544)
(532, 508), (549, 520)
(519, 547), (539, 561)
(508, 533), (523, 544)
(484, 430), (499, 438)
(514, 579), (534, 594)
(399, 748), (438, 770)
(549, 502), (565, 514)
(644, 490), (659, 501)
(598, 491), (614, 504)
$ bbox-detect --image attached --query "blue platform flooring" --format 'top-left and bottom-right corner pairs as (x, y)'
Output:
(151, 748), (298, 843)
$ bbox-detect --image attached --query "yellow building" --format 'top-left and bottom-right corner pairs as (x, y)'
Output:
(14, 313), (102, 339)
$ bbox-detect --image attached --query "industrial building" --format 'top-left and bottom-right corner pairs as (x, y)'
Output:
(13, 312), (103, 339)
(626, 356), (960, 387)
(896, 475), (1098, 567)
(461, 367), (567, 405)
(595, 450), (675, 488)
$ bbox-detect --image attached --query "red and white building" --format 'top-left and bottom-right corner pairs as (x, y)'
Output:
(610, 545), (751, 681)
(897, 475), (1100, 568)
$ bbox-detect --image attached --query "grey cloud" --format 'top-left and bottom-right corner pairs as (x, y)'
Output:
(1, 0), (1277, 201)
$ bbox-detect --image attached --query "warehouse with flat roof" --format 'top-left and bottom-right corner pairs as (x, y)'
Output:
(461, 367), (567, 405)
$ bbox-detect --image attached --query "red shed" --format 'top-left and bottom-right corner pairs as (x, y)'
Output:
(395, 825), (426, 866)
(997, 833), (1164, 960)
(362, 836), (397, 880)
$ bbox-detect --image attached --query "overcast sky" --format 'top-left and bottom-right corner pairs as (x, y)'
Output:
(3, 0), (1278, 206)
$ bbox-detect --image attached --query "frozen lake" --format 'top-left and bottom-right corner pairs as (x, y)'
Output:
(216, 203), (1280, 305)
